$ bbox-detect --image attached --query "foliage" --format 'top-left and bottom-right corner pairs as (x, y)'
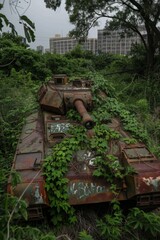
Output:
(20, 15), (35, 43)
(78, 230), (94, 240)
(43, 129), (82, 226)
(0, 194), (28, 240)
(97, 201), (123, 240)
(104, 55), (133, 74)
(0, 69), (38, 158)
(0, 32), (28, 48)
(0, 35), (51, 80)
(95, 204), (160, 240)
(65, 44), (87, 59)
(1, 222), (57, 240)
(130, 44), (147, 75)
(0, 169), (28, 239)
(90, 124), (136, 193)
(0, 4), (17, 36)
(44, 0), (160, 71)
(124, 208), (160, 239)
(90, 72), (115, 97)
(90, 73), (148, 142)
(92, 53), (115, 71)
(44, 52), (94, 76)
(0, 2), (35, 43)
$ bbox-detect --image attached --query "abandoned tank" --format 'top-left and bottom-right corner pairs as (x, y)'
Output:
(7, 74), (160, 219)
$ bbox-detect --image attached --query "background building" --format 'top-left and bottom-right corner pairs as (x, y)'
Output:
(45, 48), (50, 53)
(97, 29), (141, 55)
(49, 27), (147, 55)
(49, 35), (97, 54)
(36, 45), (44, 54)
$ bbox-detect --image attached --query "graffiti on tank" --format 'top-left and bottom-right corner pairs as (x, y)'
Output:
(31, 184), (44, 204)
(68, 182), (106, 199)
(76, 150), (97, 167)
(48, 123), (71, 133)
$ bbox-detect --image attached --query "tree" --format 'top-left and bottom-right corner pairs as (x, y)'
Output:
(44, 0), (160, 71)
(0, 1), (35, 42)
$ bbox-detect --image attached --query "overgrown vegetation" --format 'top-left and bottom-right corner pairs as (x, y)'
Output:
(1, 33), (160, 239)
(45, 0), (160, 72)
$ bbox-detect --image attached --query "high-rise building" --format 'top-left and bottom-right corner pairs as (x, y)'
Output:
(49, 27), (147, 55)
(36, 45), (44, 54)
(49, 35), (97, 54)
(97, 29), (141, 55)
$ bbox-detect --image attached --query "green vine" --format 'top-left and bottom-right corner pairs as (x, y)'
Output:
(43, 137), (78, 226)
(92, 96), (148, 143)
(43, 126), (89, 226)
(90, 125), (136, 193)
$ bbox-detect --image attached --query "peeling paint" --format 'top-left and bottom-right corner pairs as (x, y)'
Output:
(34, 184), (44, 204)
(143, 176), (160, 191)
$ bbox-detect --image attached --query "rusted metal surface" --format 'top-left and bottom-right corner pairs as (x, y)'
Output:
(52, 74), (68, 85)
(8, 75), (160, 219)
(7, 112), (48, 218)
(121, 144), (160, 206)
(16, 113), (43, 154)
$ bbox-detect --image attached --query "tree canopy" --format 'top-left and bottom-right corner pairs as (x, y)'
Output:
(44, 0), (160, 70)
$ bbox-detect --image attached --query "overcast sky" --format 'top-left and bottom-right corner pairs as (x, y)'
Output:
(1, 0), (105, 50)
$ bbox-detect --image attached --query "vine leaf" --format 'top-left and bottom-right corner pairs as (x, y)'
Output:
(0, 11), (35, 43)
(20, 15), (35, 30)
(0, 13), (17, 36)
(20, 15), (35, 43)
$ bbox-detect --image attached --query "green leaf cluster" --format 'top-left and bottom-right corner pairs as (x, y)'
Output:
(97, 201), (123, 240)
(43, 129), (84, 226)
(78, 230), (94, 240)
(92, 92), (148, 143)
(124, 208), (160, 239)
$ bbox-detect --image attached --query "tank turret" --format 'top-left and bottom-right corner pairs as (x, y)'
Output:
(38, 74), (95, 130)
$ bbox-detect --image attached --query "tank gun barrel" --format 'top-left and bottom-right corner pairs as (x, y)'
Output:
(74, 99), (95, 130)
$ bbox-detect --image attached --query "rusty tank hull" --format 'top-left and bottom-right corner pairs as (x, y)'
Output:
(7, 74), (160, 219)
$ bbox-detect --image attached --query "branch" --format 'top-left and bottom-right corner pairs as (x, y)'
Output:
(6, 170), (42, 240)
(153, 5), (160, 24)
(56, 235), (72, 240)
(126, 24), (148, 50)
(128, 0), (160, 40)
(127, 0), (144, 12)
(121, 0), (139, 12)
(0, 58), (15, 67)
(91, 12), (148, 50)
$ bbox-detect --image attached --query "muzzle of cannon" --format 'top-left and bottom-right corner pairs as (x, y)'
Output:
(74, 99), (95, 130)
